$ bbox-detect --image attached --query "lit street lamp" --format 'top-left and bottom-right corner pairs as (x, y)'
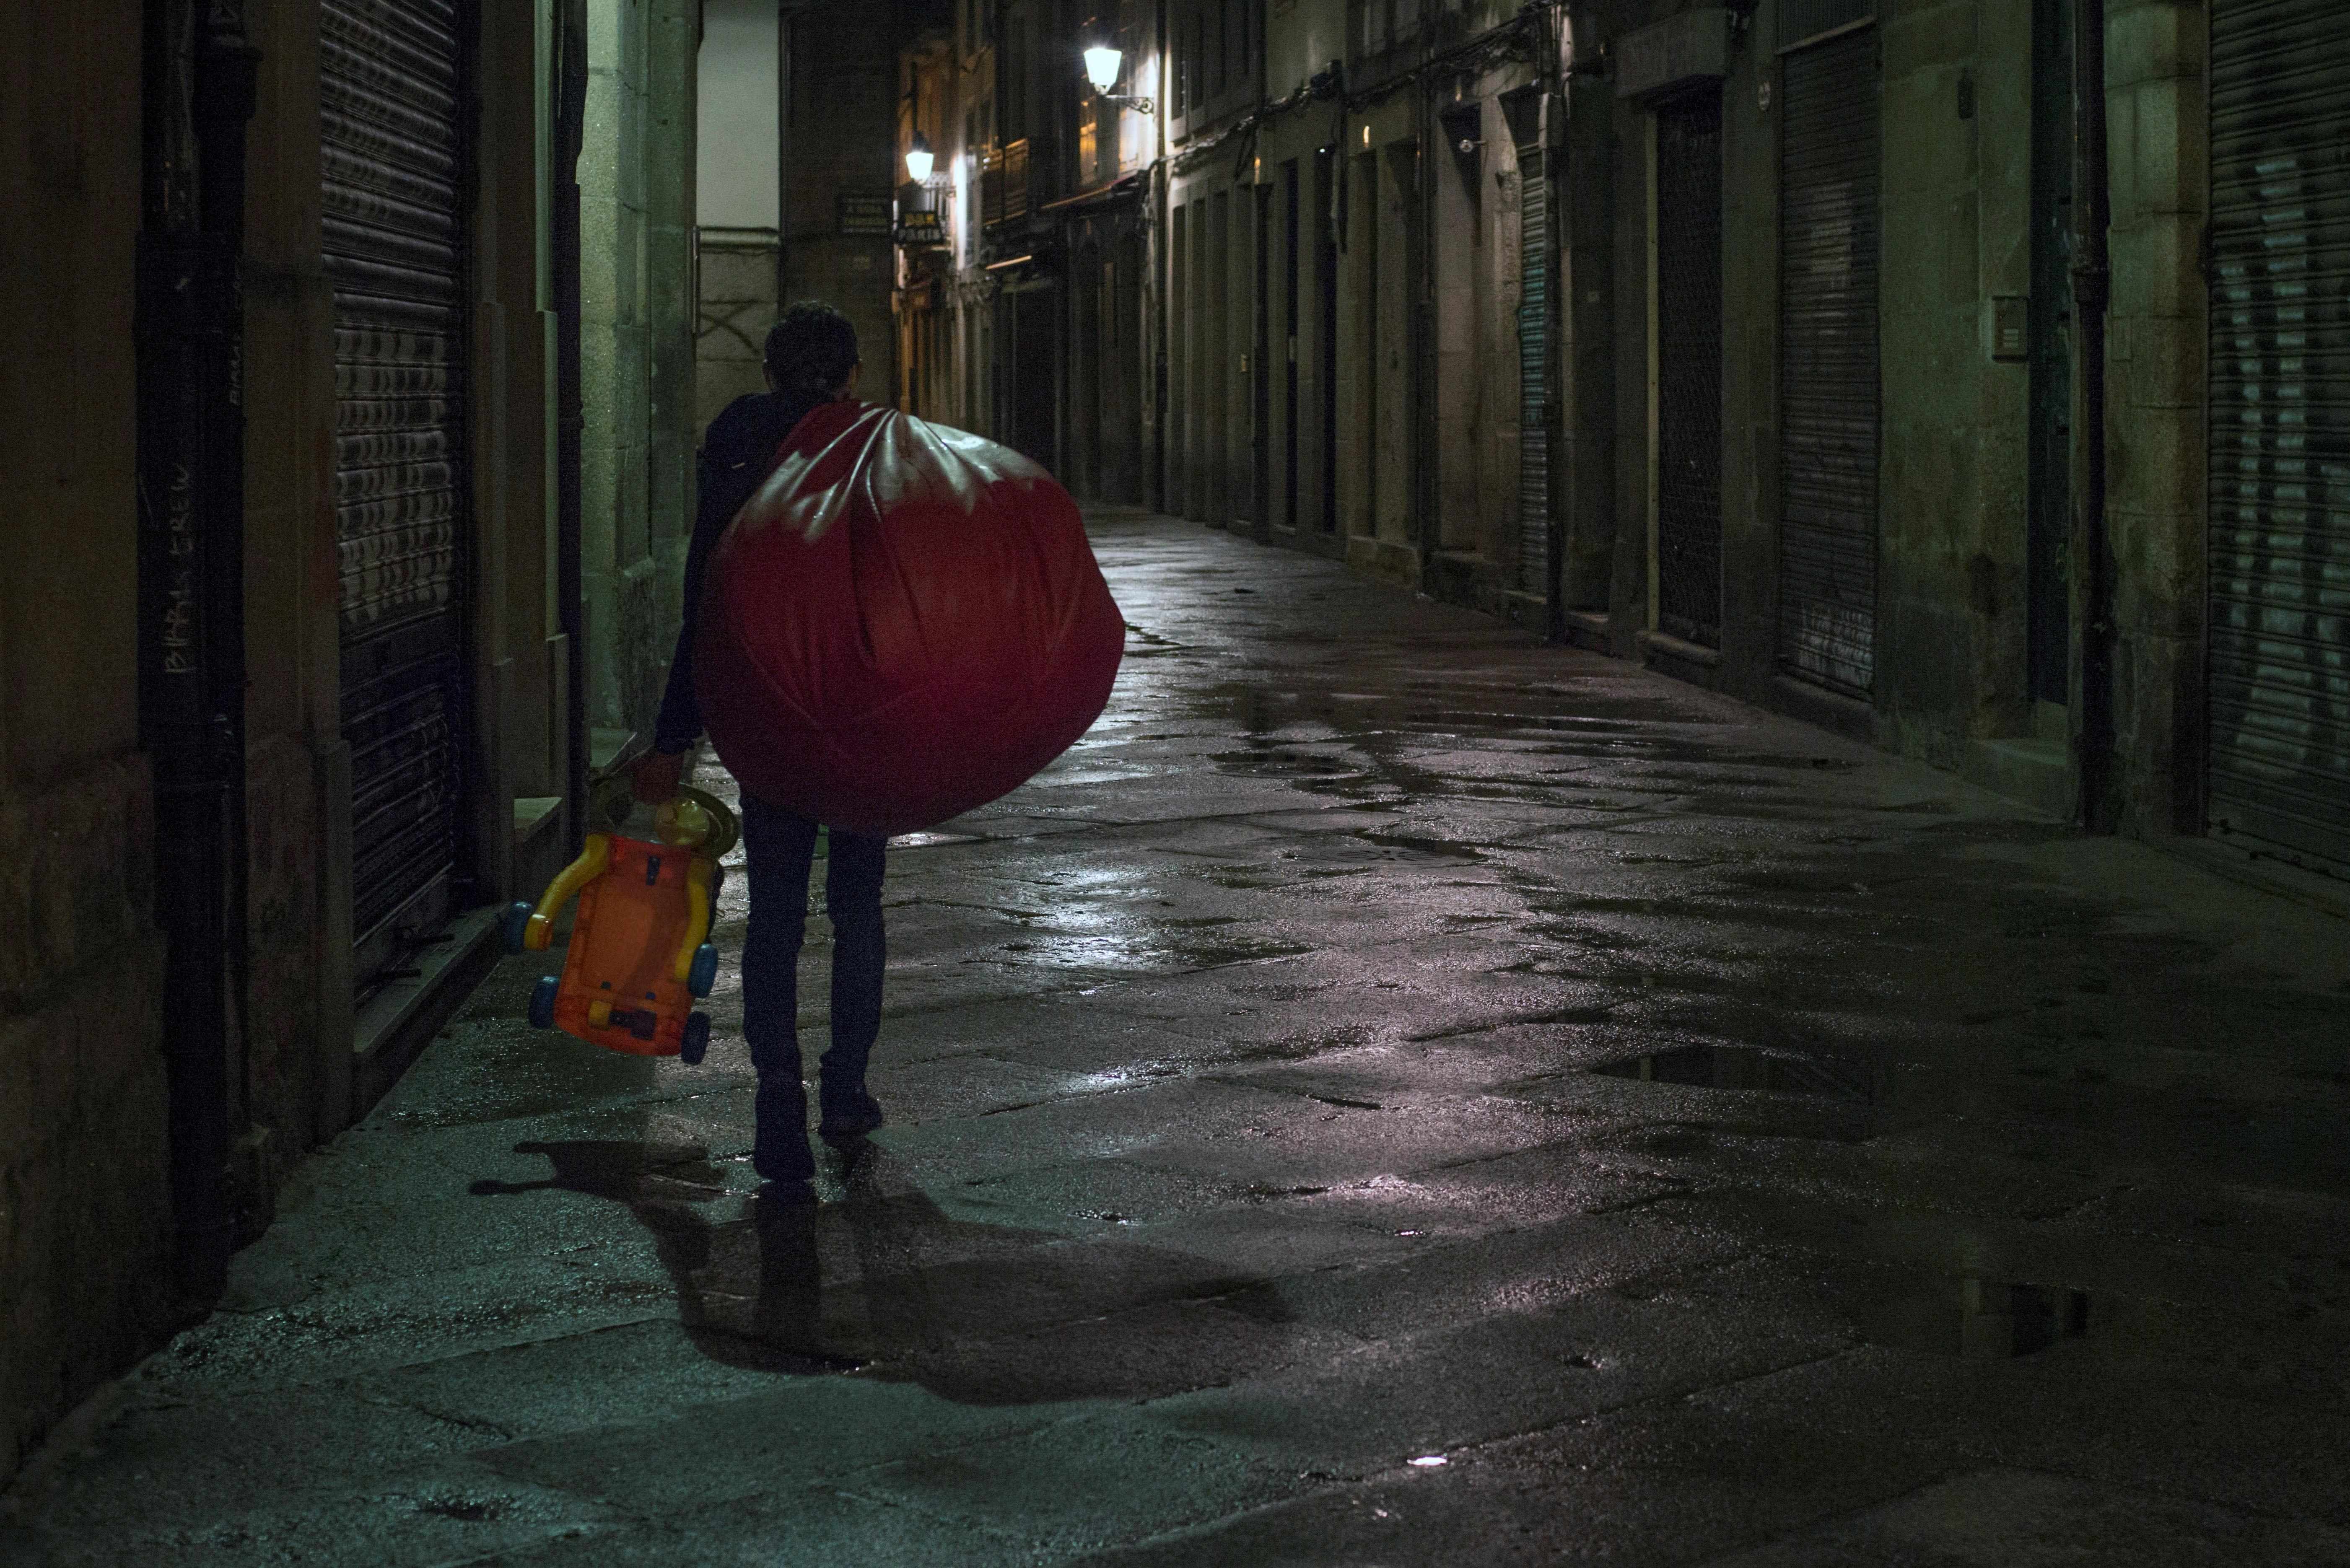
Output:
(905, 132), (934, 186)
(1081, 45), (1154, 116)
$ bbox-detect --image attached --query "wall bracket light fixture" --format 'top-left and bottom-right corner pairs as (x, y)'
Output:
(1082, 47), (1156, 116)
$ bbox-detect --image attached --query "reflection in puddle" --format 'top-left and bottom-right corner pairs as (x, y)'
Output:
(888, 830), (988, 850)
(1592, 1044), (1868, 1102)
(1867, 1274), (2093, 1360)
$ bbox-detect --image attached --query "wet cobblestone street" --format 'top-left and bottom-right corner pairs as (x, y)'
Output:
(8, 513), (2349, 1566)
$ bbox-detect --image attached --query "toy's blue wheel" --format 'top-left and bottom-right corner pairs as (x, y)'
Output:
(680, 1011), (711, 1065)
(687, 943), (719, 998)
(528, 974), (559, 1030)
(502, 901), (534, 954)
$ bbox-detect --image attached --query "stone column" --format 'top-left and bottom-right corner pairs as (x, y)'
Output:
(2100, 0), (2205, 835)
(647, 0), (700, 652)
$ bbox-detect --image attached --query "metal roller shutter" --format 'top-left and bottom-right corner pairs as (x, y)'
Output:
(2207, 0), (2350, 875)
(1777, 26), (1879, 697)
(1518, 143), (1551, 598)
(1655, 87), (1724, 648)
(322, 0), (476, 983)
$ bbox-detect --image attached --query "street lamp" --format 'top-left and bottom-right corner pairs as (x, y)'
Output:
(1081, 45), (1154, 115)
(905, 132), (934, 185)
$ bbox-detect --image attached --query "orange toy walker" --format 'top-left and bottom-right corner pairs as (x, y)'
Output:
(503, 778), (739, 1065)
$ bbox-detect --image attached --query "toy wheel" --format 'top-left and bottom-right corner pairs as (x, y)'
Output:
(680, 1011), (711, 1065)
(687, 942), (720, 998)
(528, 974), (559, 1030)
(502, 900), (534, 954)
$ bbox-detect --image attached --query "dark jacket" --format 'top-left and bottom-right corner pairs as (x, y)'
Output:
(653, 388), (828, 754)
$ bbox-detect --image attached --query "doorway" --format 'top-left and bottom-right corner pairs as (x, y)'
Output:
(1777, 26), (1881, 697)
(1652, 84), (1724, 648)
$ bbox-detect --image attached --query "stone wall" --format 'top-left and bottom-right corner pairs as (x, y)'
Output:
(240, 0), (345, 1214)
(698, 238), (783, 432)
(0, 0), (171, 1485)
(1, 0), (572, 1489)
(1606, 0), (2071, 766)
(1873, 0), (2034, 767)
(783, 2), (900, 399)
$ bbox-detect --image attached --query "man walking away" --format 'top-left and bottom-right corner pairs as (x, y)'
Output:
(630, 301), (889, 1188)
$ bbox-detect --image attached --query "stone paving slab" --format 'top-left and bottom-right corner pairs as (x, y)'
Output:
(6, 513), (2347, 1566)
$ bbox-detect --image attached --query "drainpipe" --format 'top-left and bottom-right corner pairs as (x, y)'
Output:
(1151, 0), (1170, 513)
(555, 0), (589, 841)
(137, 0), (259, 1313)
(2071, 0), (2115, 832)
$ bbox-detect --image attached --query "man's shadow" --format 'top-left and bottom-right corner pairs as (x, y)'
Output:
(474, 1139), (1294, 1403)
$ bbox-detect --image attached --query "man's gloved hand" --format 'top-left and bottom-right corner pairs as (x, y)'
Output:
(628, 747), (687, 805)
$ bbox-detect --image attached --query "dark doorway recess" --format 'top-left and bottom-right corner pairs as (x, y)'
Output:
(1517, 137), (1553, 600)
(1653, 83), (1724, 649)
(1252, 181), (1273, 536)
(1777, 26), (1881, 698)
(1001, 282), (1059, 471)
(1282, 159), (1301, 531)
(1317, 146), (1341, 534)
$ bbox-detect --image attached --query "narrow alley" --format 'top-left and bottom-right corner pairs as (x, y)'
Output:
(8, 514), (2346, 1566)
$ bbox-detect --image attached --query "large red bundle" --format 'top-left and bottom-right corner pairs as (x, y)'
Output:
(695, 400), (1125, 836)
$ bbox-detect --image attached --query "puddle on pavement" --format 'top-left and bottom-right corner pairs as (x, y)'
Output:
(1864, 1274), (2093, 1360)
(1591, 1044), (1869, 1102)
(887, 831), (987, 850)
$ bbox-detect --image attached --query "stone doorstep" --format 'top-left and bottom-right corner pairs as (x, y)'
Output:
(1499, 590), (1549, 639)
(1962, 736), (2073, 822)
(1637, 628), (1725, 687)
(350, 904), (504, 1124)
(2162, 835), (2350, 923)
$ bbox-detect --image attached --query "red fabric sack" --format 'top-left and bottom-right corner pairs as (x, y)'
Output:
(695, 400), (1125, 837)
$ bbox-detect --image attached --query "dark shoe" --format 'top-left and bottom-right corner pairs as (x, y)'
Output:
(753, 1129), (816, 1183)
(817, 1088), (884, 1143)
(753, 1177), (817, 1213)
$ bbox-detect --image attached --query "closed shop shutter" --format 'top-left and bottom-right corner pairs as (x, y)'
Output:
(1518, 144), (1551, 597)
(2207, 0), (2350, 876)
(1777, 26), (1878, 697)
(1655, 87), (1723, 648)
(321, 0), (476, 983)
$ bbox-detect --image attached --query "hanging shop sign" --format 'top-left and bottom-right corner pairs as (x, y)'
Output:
(895, 210), (947, 247)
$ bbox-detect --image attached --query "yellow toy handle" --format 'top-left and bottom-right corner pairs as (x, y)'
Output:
(673, 858), (716, 984)
(656, 786), (739, 858)
(522, 832), (611, 950)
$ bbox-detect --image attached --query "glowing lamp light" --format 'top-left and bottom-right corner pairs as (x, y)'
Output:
(905, 133), (934, 185)
(1084, 46), (1123, 95)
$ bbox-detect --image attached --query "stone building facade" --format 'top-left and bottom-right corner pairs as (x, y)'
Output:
(1, 0), (600, 1485)
(885, 0), (2342, 882)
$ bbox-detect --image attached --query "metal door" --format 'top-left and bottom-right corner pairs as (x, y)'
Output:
(1777, 26), (1879, 697)
(1655, 87), (1723, 648)
(1518, 143), (1552, 599)
(2207, 0), (2350, 874)
(322, 0), (476, 989)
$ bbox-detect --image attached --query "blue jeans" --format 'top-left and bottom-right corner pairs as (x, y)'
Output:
(739, 796), (887, 1179)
